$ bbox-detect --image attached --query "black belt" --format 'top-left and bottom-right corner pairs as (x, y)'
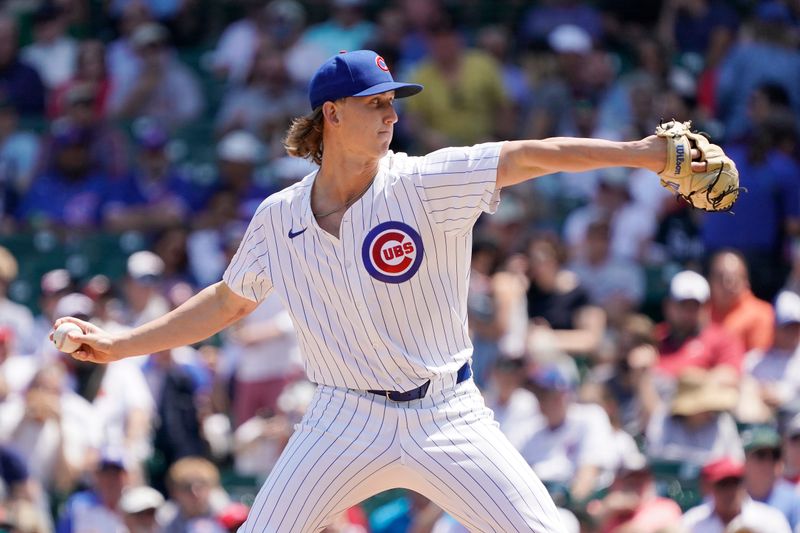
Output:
(366, 362), (472, 402)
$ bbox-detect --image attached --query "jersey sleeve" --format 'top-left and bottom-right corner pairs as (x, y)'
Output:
(412, 142), (505, 233)
(223, 205), (274, 303)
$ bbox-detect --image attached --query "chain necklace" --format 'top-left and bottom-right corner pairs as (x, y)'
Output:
(313, 176), (375, 219)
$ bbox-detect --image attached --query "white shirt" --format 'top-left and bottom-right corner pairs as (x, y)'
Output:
(212, 18), (259, 84)
(91, 359), (155, 458)
(564, 202), (656, 261)
(0, 392), (100, 488)
(683, 498), (792, 533)
(222, 293), (301, 382)
(0, 298), (36, 356)
(0, 354), (39, 395)
(518, 402), (618, 487)
(21, 37), (78, 88)
(224, 143), (504, 390)
(484, 387), (540, 450)
(646, 408), (744, 466)
(745, 346), (800, 406)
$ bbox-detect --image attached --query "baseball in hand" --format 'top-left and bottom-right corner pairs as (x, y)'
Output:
(53, 323), (83, 353)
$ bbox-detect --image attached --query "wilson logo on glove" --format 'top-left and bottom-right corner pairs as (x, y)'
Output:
(655, 119), (743, 212)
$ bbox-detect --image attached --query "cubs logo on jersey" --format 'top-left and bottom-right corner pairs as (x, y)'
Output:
(361, 221), (423, 283)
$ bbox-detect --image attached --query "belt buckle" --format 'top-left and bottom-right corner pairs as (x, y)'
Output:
(383, 390), (397, 402)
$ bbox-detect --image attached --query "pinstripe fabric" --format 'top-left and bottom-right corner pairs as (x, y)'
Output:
(227, 141), (565, 532)
(239, 381), (566, 532)
(223, 142), (504, 391)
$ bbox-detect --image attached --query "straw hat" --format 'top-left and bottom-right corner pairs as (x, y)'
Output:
(671, 368), (738, 416)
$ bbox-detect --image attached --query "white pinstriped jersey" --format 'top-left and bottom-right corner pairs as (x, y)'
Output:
(224, 142), (504, 391)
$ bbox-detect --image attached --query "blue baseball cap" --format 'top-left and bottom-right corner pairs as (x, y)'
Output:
(308, 50), (423, 110)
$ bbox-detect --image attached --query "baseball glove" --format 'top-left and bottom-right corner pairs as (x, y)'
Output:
(655, 120), (741, 212)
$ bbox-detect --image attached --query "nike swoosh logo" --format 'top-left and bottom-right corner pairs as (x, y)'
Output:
(288, 228), (307, 239)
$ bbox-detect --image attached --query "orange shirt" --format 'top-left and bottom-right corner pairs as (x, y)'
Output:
(712, 291), (774, 351)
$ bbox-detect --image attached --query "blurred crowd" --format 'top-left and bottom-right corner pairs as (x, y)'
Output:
(0, 0), (799, 532)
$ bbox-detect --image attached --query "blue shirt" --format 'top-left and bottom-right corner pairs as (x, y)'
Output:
(701, 144), (800, 252)
(107, 168), (214, 217)
(717, 43), (800, 140)
(0, 60), (45, 115)
(755, 479), (800, 530)
(18, 170), (110, 228)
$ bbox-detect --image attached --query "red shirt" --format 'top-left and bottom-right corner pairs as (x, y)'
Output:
(656, 322), (746, 377)
(601, 496), (683, 533)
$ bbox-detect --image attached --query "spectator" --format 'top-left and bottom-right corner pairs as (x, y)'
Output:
(743, 291), (800, 414)
(48, 39), (111, 120)
(162, 457), (228, 533)
(482, 356), (539, 450)
(223, 287), (302, 427)
(233, 380), (315, 479)
(519, 1), (603, 48)
(38, 82), (130, 181)
(405, 16), (510, 151)
(299, 0), (375, 58)
(0, 445), (37, 504)
(217, 502), (250, 533)
(563, 171), (656, 263)
(108, 22), (203, 129)
(716, 2), (800, 141)
(122, 250), (170, 328)
(32, 269), (72, 356)
(0, 15), (45, 116)
(104, 121), (205, 233)
(587, 451), (682, 533)
(655, 270), (745, 381)
(211, 0), (267, 84)
(646, 368), (742, 466)
(0, 247), (35, 356)
(526, 234), (605, 359)
(55, 293), (154, 473)
(527, 25), (613, 141)
(0, 364), (101, 493)
(594, 314), (662, 436)
(142, 347), (211, 490)
(119, 485), (165, 533)
(682, 457), (791, 533)
(476, 24), (532, 124)
(568, 216), (645, 325)
(656, 0), (739, 59)
(783, 413), (800, 486)
(708, 250), (775, 351)
(266, 0), (326, 86)
(215, 41), (306, 148)
(702, 117), (800, 302)
(0, 97), (40, 220)
(56, 449), (131, 533)
(519, 357), (618, 502)
(18, 123), (111, 231)
(105, 0), (152, 83)
(20, 3), (78, 90)
(194, 131), (270, 230)
(740, 425), (800, 530)
(468, 238), (503, 387)
(0, 327), (39, 399)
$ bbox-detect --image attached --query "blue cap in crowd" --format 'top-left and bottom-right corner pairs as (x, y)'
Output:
(308, 50), (422, 110)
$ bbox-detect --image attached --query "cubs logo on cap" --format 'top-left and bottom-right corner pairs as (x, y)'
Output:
(362, 221), (424, 283)
(308, 50), (423, 110)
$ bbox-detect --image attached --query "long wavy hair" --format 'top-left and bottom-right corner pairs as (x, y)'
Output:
(283, 107), (324, 165)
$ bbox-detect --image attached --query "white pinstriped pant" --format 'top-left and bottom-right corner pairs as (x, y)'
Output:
(238, 376), (566, 533)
